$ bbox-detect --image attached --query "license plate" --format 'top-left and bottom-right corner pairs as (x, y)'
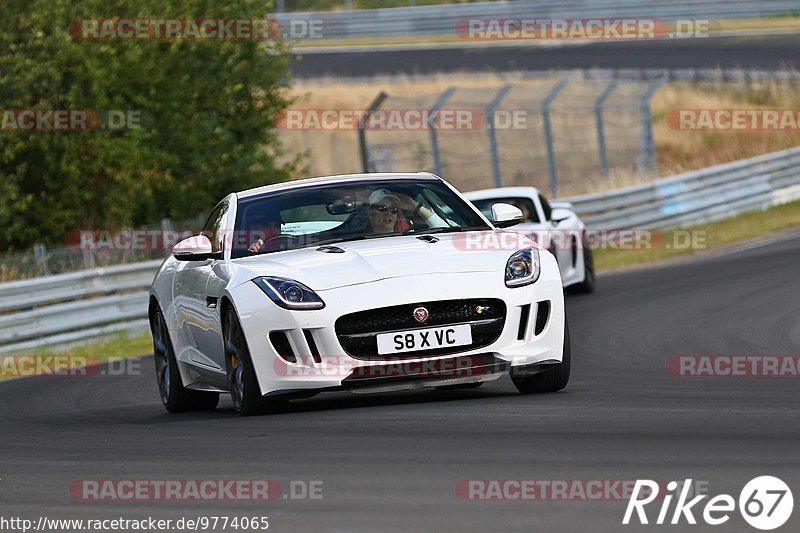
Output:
(376, 324), (472, 355)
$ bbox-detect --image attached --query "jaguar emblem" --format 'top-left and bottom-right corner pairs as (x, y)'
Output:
(412, 306), (429, 323)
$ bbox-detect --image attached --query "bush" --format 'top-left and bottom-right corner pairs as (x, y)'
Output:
(0, 0), (296, 250)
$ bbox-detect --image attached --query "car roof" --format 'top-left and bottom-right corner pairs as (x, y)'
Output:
(463, 186), (542, 201)
(236, 172), (442, 199)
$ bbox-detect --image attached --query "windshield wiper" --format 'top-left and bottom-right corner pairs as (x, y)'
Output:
(311, 234), (395, 248)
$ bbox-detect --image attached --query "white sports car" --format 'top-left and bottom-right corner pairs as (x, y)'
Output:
(465, 187), (595, 293)
(149, 173), (569, 415)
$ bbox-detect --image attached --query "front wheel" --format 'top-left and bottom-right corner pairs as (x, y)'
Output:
(511, 321), (571, 394)
(151, 309), (219, 413)
(224, 307), (287, 416)
(572, 245), (595, 294)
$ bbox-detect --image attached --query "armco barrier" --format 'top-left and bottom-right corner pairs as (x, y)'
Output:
(568, 147), (800, 229)
(275, 0), (800, 40)
(0, 261), (160, 353)
(1, 147), (799, 352)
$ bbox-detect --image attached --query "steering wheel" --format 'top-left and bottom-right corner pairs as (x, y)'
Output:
(263, 234), (299, 246)
(250, 234), (300, 253)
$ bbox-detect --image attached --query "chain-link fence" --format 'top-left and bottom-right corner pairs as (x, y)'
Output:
(279, 75), (665, 196)
(366, 77), (667, 196)
(0, 216), (206, 282)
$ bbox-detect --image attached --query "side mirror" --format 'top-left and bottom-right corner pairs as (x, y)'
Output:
(550, 207), (573, 225)
(173, 235), (220, 261)
(491, 203), (523, 228)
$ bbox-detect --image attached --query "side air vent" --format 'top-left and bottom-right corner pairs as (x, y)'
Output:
(303, 329), (322, 364)
(517, 304), (531, 340)
(534, 301), (550, 336)
(269, 331), (296, 363)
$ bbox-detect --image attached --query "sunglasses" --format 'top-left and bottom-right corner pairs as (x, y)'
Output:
(370, 204), (399, 214)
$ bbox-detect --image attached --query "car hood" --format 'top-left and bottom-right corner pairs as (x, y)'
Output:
(229, 231), (531, 291)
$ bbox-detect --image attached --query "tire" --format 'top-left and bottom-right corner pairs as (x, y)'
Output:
(573, 244), (595, 294)
(436, 382), (484, 391)
(511, 321), (571, 394)
(224, 306), (287, 416)
(151, 309), (219, 413)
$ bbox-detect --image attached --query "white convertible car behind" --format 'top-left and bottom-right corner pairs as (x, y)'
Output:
(149, 173), (569, 415)
(465, 187), (595, 293)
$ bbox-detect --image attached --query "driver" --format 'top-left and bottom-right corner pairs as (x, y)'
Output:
(366, 190), (404, 233)
(246, 210), (283, 253)
(367, 189), (447, 231)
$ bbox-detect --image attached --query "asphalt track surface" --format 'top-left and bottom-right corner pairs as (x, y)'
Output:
(291, 35), (800, 78)
(2, 233), (799, 532)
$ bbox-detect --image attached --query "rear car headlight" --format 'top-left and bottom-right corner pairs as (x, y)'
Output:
(253, 277), (325, 310)
(505, 247), (540, 287)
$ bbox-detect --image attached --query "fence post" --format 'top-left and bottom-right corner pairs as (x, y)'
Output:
(429, 87), (456, 176)
(358, 91), (388, 173)
(486, 84), (513, 188)
(541, 78), (568, 197)
(34, 243), (49, 276)
(595, 79), (618, 180)
(637, 76), (665, 178)
(161, 218), (173, 258)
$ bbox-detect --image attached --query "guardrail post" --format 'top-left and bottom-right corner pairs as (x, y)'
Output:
(429, 87), (456, 176)
(486, 84), (513, 188)
(595, 79), (618, 180)
(637, 77), (665, 178)
(358, 91), (388, 173)
(541, 78), (568, 197)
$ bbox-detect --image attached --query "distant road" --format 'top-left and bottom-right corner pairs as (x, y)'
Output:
(291, 34), (800, 77)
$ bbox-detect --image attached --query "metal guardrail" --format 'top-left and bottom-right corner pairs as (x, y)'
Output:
(276, 0), (800, 39)
(1, 147), (799, 353)
(566, 147), (800, 229)
(0, 261), (160, 353)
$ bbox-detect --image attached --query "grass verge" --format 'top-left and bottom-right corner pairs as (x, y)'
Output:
(593, 199), (800, 271)
(1, 331), (153, 381)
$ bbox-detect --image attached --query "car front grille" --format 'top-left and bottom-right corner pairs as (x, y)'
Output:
(335, 299), (506, 360)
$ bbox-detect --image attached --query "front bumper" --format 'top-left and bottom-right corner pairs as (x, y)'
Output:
(228, 265), (565, 396)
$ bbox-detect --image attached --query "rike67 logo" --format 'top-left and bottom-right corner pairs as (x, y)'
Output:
(623, 476), (793, 530)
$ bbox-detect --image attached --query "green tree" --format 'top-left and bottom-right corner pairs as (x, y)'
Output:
(0, 0), (296, 250)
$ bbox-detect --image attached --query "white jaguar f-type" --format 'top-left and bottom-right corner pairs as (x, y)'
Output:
(149, 173), (569, 415)
(465, 187), (595, 293)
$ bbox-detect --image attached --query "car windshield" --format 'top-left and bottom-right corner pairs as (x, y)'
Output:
(470, 197), (540, 223)
(230, 178), (490, 258)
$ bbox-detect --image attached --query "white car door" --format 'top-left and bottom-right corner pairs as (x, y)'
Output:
(173, 201), (229, 374)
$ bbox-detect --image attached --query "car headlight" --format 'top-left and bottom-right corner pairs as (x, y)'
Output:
(505, 247), (540, 287)
(253, 277), (325, 310)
